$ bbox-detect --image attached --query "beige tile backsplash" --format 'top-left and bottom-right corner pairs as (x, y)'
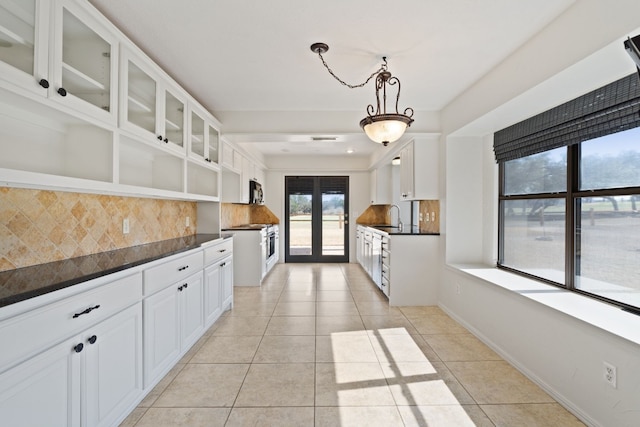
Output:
(0, 188), (197, 272)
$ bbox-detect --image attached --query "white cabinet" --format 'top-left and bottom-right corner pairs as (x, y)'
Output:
(0, 299), (143, 427)
(188, 106), (220, 165)
(83, 303), (143, 427)
(399, 143), (414, 199)
(120, 48), (187, 155)
(0, 0), (50, 96)
(51, 0), (118, 124)
(220, 257), (234, 309)
(0, 0), (118, 125)
(203, 237), (234, 328)
(203, 257), (233, 326)
(0, 333), (80, 427)
(399, 138), (440, 200)
(370, 164), (392, 204)
(143, 270), (203, 387)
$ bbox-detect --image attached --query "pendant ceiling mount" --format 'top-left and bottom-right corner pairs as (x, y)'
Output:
(310, 42), (414, 146)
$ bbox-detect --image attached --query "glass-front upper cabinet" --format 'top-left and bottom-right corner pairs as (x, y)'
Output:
(207, 123), (219, 164)
(162, 86), (185, 150)
(121, 48), (186, 154)
(0, 0), (49, 95)
(188, 105), (220, 165)
(50, 0), (118, 124)
(0, 0), (117, 124)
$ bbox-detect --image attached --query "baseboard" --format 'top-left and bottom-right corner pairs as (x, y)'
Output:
(438, 302), (601, 427)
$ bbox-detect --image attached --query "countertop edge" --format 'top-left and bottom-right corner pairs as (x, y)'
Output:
(0, 234), (231, 310)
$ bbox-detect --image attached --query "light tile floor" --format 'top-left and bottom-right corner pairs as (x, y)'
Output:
(120, 263), (586, 427)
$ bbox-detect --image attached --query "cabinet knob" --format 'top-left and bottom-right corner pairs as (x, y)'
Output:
(39, 79), (50, 89)
(157, 135), (163, 141)
(57, 87), (67, 97)
(88, 335), (97, 345)
(74, 343), (84, 353)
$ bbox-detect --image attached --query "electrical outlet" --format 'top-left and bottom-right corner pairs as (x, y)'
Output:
(186, 216), (190, 227)
(122, 218), (130, 234)
(603, 362), (617, 388)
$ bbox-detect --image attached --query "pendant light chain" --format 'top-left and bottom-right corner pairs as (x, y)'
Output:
(315, 50), (387, 89)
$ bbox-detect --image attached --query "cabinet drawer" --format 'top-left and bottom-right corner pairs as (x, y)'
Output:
(0, 272), (142, 373)
(143, 251), (203, 296)
(204, 239), (233, 266)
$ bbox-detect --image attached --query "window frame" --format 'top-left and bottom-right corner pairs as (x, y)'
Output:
(498, 143), (640, 313)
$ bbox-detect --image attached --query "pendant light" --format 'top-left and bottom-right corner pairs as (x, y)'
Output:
(310, 43), (414, 146)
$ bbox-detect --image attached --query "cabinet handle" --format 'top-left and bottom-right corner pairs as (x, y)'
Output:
(220, 262), (226, 267)
(39, 79), (49, 89)
(88, 335), (97, 345)
(178, 285), (184, 291)
(218, 249), (226, 253)
(74, 343), (84, 353)
(205, 158), (210, 162)
(157, 135), (163, 141)
(57, 87), (67, 97)
(178, 265), (189, 271)
(183, 283), (188, 289)
(73, 304), (100, 318)
(164, 138), (168, 143)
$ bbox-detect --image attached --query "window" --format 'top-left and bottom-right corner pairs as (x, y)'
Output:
(497, 74), (640, 312)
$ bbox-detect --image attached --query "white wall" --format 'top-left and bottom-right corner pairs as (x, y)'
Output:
(440, 1), (640, 426)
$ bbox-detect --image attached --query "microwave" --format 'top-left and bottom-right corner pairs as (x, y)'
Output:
(249, 180), (264, 204)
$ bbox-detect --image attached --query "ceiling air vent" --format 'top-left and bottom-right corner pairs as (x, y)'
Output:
(311, 136), (338, 141)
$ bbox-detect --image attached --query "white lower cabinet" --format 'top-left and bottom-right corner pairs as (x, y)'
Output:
(143, 271), (203, 387)
(0, 239), (234, 426)
(203, 237), (234, 329)
(0, 302), (143, 427)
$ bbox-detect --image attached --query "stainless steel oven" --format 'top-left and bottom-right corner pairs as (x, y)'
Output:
(266, 225), (276, 261)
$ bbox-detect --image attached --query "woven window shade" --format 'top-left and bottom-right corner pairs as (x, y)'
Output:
(493, 73), (640, 163)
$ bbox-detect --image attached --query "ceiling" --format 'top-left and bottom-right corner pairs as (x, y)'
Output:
(89, 0), (575, 160)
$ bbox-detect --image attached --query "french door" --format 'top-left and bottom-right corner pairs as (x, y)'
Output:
(285, 176), (349, 263)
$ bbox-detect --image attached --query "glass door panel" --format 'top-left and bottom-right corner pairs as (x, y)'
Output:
(288, 191), (313, 257)
(322, 192), (345, 256)
(164, 90), (184, 148)
(127, 60), (156, 133)
(0, 0), (36, 76)
(61, 7), (111, 111)
(207, 124), (219, 163)
(190, 111), (205, 158)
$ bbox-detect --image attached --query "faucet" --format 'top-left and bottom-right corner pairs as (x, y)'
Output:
(388, 204), (403, 230)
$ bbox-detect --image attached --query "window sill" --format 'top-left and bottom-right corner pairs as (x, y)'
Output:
(446, 263), (640, 347)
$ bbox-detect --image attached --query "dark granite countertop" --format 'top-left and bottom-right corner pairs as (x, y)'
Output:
(222, 224), (278, 231)
(0, 234), (231, 309)
(359, 224), (440, 236)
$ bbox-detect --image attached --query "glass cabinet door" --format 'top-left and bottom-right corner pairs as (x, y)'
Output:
(59, 7), (111, 112)
(207, 124), (219, 163)
(190, 111), (205, 159)
(163, 89), (184, 149)
(126, 59), (156, 135)
(0, 0), (49, 93)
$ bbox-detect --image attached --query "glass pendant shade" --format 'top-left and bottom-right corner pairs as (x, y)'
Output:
(360, 114), (413, 146)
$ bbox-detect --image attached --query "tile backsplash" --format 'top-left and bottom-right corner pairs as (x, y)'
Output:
(0, 188), (196, 272)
